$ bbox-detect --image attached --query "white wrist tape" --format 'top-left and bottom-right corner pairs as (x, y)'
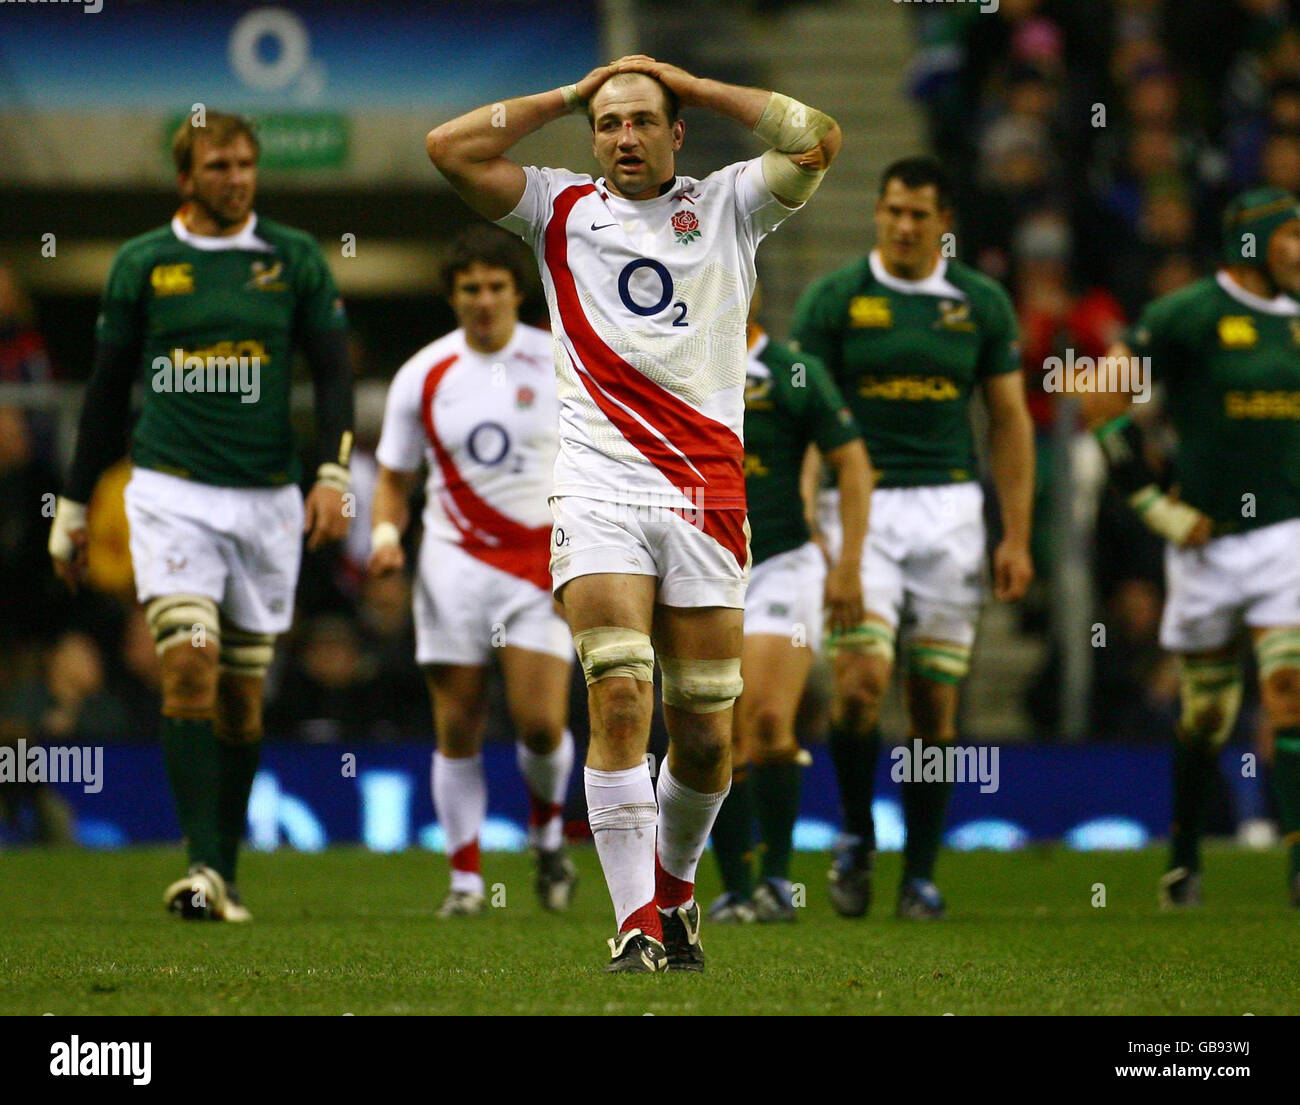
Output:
(48, 497), (87, 562)
(560, 84), (585, 114)
(1128, 485), (1206, 544)
(371, 522), (401, 551)
(316, 462), (351, 494)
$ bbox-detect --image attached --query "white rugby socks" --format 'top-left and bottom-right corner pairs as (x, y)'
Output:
(517, 729), (574, 852)
(655, 760), (729, 911)
(432, 751), (487, 895)
(584, 762), (661, 938)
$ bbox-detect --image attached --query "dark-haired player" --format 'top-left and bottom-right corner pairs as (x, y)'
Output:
(48, 112), (354, 921)
(792, 155), (1034, 920)
(1084, 187), (1300, 907)
(369, 225), (578, 918)
(428, 55), (840, 970)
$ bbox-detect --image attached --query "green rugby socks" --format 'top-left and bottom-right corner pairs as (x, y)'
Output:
(901, 767), (953, 883)
(216, 739), (261, 883)
(828, 723), (880, 849)
(1271, 727), (1300, 879)
(161, 716), (221, 870)
(710, 766), (756, 900)
(755, 759), (802, 881)
(1170, 739), (1217, 874)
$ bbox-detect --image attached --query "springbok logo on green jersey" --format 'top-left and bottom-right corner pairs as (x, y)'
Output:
(935, 300), (976, 332)
(247, 260), (288, 292)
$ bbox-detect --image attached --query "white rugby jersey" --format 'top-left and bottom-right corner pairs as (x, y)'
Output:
(375, 323), (558, 590)
(497, 158), (798, 567)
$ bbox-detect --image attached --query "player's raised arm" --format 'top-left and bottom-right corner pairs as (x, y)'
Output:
(608, 55), (841, 208)
(1085, 340), (1212, 548)
(426, 64), (617, 220)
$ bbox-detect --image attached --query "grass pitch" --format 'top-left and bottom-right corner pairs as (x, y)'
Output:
(0, 844), (1294, 1016)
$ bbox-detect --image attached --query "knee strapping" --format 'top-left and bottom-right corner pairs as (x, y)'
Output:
(1255, 628), (1300, 682)
(574, 627), (654, 686)
(220, 628), (276, 680)
(909, 641), (972, 685)
(146, 594), (219, 656)
(827, 620), (895, 661)
(660, 656), (743, 714)
(1178, 655), (1243, 746)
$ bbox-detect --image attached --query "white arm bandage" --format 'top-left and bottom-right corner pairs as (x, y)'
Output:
(753, 93), (835, 205)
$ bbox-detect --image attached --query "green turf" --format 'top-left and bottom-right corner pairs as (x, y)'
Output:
(0, 844), (1295, 1015)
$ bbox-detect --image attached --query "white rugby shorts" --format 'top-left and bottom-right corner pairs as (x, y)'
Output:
(124, 466), (302, 635)
(549, 495), (750, 609)
(415, 536), (572, 665)
(1160, 517), (1300, 652)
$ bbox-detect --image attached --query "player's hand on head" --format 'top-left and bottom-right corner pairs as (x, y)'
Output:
(993, 540), (1034, 603)
(304, 482), (349, 551)
(609, 56), (699, 103)
(367, 542), (404, 578)
(574, 62), (621, 102)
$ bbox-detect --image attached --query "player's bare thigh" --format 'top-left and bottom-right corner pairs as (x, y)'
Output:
(736, 633), (814, 763)
(424, 663), (490, 757)
(499, 646), (571, 754)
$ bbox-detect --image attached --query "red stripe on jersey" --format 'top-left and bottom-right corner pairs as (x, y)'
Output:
(420, 354), (552, 591)
(543, 183), (748, 570)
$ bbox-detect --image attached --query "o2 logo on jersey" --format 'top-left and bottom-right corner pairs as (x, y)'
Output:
(466, 422), (525, 473)
(618, 259), (689, 327)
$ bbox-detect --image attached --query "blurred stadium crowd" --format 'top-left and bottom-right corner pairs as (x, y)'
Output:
(2, 0), (1297, 779)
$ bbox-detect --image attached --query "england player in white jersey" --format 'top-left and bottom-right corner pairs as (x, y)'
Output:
(368, 227), (578, 918)
(428, 55), (840, 971)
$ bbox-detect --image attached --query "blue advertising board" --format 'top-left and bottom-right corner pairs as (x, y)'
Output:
(11, 741), (1266, 854)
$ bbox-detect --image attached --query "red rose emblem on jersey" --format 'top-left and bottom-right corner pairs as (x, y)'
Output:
(515, 385), (536, 409)
(671, 209), (701, 244)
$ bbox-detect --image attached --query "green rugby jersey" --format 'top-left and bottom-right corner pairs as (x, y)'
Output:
(95, 213), (347, 487)
(1129, 272), (1300, 532)
(791, 252), (1020, 488)
(744, 331), (860, 567)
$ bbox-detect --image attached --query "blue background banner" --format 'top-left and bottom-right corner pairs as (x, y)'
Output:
(14, 742), (1265, 854)
(0, 1), (599, 113)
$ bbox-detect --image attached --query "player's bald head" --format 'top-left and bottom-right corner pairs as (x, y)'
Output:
(587, 72), (680, 129)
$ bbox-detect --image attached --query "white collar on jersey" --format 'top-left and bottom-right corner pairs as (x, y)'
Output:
(594, 177), (686, 205)
(1214, 269), (1300, 316)
(747, 332), (770, 364)
(170, 212), (273, 252)
(869, 249), (966, 300)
